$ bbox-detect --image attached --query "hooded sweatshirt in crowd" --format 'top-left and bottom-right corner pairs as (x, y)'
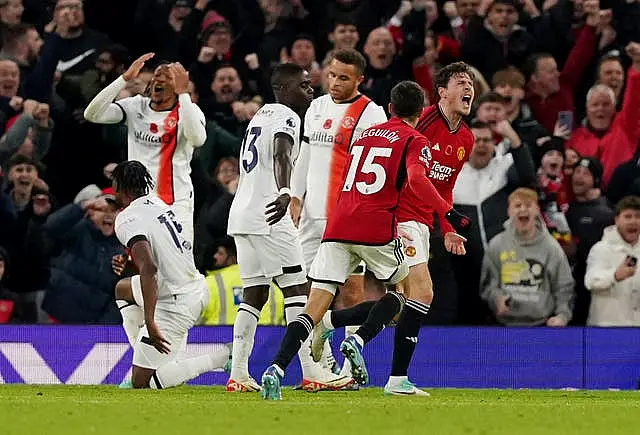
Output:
(584, 226), (640, 326)
(481, 216), (575, 325)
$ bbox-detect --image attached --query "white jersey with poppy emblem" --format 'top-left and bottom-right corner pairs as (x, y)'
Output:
(291, 94), (387, 221)
(228, 103), (301, 235)
(115, 194), (206, 299)
(115, 93), (206, 207)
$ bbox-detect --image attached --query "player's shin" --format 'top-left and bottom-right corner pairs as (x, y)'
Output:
(272, 287), (334, 373)
(151, 347), (230, 389)
(283, 293), (315, 371)
(390, 299), (429, 379)
(230, 297), (264, 381)
(116, 300), (144, 347)
(353, 291), (406, 345)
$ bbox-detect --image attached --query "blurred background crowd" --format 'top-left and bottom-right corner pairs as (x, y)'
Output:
(0, 0), (639, 328)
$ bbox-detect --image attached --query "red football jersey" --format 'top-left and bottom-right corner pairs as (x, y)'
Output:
(396, 104), (474, 234)
(323, 117), (432, 245)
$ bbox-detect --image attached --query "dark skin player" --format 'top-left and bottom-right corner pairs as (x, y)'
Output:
(242, 67), (315, 323)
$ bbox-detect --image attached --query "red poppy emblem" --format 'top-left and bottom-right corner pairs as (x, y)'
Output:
(149, 123), (158, 134)
(323, 119), (332, 129)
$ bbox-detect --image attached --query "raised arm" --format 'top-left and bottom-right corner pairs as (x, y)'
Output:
(84, 53), (155, 124)
(170, 63), (207, 147)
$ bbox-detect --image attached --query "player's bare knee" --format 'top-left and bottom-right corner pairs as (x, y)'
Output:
(115, 278), (134, 302)
(281, 282), (308, 298)
(131, 367), (153, 389)
(242, 285), (270, 310)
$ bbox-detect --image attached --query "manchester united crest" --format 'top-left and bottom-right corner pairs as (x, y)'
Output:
(405, 246), (416, 257)
(457, 146), (465, 161)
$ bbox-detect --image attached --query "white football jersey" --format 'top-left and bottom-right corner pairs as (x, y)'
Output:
(228, 103), (301, 235)
(292, 94), (387, 220)
(115, 95), (206, 206)
(115, 195), (204, 298)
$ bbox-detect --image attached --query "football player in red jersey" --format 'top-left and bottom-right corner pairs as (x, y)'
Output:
(259, 81), (469, 400)
(312, 62), (476, 396)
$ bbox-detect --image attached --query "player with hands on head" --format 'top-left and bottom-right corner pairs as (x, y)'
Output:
(84, 52), (207, 242)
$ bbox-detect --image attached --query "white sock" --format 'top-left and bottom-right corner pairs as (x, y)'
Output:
(284, 295), (315, 373)
(151, 348), (229, 389)
(387, 375), (407, 386)
(340, 325), (360, 376)
(322, 310), (334, 330)
(116, 300), (144, 347)
(321, 339), (336, 371)
(230, 303), (260, 380)
(353, 334), (365, 348)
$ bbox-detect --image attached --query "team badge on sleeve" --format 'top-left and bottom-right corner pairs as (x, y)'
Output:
(418, 145), (432, 168)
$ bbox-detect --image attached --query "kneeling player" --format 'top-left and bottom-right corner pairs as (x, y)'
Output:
(112, 161), (228, 389)
(260, 81), (467, 400)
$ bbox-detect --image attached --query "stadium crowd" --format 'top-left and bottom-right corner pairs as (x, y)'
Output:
(0, 0), (639, 327)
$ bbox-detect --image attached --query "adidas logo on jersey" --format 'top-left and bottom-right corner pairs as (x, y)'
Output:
(432, 142), (440, 151)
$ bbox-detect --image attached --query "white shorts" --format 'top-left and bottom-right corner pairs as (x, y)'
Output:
(308, 238), (408, 295)
(398, 221), (431, 267)
(234, 219), (307, 288)
(299, 217), (365, 276)
(132, 284), (208, 370)
(172, 198), (194, 244)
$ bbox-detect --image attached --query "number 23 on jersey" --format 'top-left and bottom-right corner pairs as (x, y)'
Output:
(241, 126), (262, 173)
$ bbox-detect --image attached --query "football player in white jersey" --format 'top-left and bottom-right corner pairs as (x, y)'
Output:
(226, 63), (353, 392)
(290, 48), (387, 377)
(110, 160), (229, 389)
(84, 53), (206, 242)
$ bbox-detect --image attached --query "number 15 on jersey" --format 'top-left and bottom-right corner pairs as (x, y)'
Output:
(342, 145), (392, 195)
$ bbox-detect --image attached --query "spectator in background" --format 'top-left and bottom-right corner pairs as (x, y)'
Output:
(133, 0), (192, 61)
(480, 187), (575, 326)
(536, 137), (572, 249)
(606, 150), (640, 207)
(0, 246), (16, 323)
(523, 1), (599, 134)
(328, 14), (359, 51)
(0, 0), (23, 28)
(48, 0), (111, 77)
(0, 23), (43, 89)
(200, 236), (284, 326)
(200, 64), (261, 137)
(461, 0), (535, 84)
(566, 42), (640, 188)
(566, 157), (614, 325)
(361, 26), (406, 110)
(3, 157), (53, 322)
(194, 156), (239, 273)
(282, 34), (322, 91)
(65, 44), (130, 106)
(42, 190), (124, 324)
(585, 196), (640, 326)
(0, 185), (15, 245)
(595, 52), (625, 105)
(0, 98), (53, 167)
(492, 67), (548, 156)
(452, 120), (536, 324)
(0, 58), (22, 135)
(187, 80), (241, 182)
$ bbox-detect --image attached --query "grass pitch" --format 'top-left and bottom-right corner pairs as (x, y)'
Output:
(1, 386), (640, 435)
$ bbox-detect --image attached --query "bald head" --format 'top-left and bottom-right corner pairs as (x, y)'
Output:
(364, 27), (395, 70)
